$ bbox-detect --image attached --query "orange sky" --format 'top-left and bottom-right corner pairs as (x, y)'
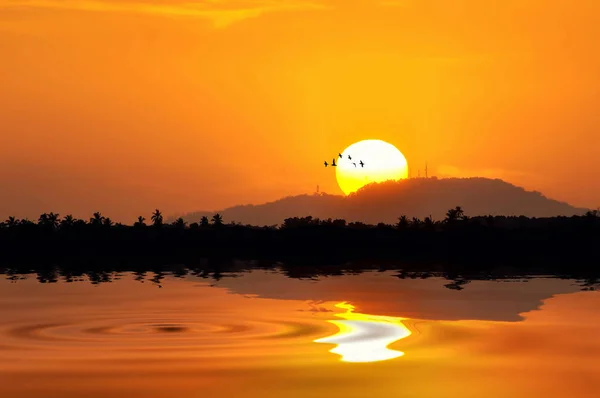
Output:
(1, 0), (599, 222)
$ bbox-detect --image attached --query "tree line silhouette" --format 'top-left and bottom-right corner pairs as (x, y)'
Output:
(1, 207), (599, 278)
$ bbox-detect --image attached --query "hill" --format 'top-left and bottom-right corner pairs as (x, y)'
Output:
(175, 177), (589, 226)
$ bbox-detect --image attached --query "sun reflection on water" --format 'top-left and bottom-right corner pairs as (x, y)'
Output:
(314, 302), (412, 363)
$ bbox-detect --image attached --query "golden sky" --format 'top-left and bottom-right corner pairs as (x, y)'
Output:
(1, 0), (599, 221)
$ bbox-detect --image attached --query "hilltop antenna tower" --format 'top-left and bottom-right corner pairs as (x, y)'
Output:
(425, 162), (428, 178)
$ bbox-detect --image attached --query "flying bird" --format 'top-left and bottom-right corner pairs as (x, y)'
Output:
(352, 162), (357, 167)
(332, 159), (337, 167)
(359, 160), (364, 167)
(338, 153), (343, 159)
(348, 155), (352, 160)
(324, 161), (328, 167)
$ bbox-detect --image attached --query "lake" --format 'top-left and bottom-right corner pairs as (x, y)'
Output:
(0, 269), (599, 397)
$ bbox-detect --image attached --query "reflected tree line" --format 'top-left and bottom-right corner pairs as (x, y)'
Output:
(1, 207), (599, 286)
(2, 260), (599, 291)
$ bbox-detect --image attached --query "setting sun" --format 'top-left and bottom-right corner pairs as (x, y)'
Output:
(336, 140), (409, 195)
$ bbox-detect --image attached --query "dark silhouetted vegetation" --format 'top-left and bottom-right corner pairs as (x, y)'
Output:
(175, 178), (589, 226)
(1, 207), (600, 287)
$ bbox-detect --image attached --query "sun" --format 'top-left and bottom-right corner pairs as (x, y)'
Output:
(336, 139), (408, 195)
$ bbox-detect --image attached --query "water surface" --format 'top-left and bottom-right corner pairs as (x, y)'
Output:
(0, 270), (599, 397)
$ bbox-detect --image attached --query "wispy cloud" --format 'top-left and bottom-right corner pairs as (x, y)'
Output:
(0, 0), (327, 28)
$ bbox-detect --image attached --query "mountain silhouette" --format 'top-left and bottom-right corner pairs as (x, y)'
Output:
(174, 177), (589, 226)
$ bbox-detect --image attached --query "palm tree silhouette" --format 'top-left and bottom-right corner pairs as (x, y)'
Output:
(90, 212), (105, 226)
(200, 216), (210, 227)
(134, 216), (146, 227)
(411, 217), (423, 229)
(5, 216), (19, 228)
(38, 212), (60, 229)
(211, 213), (224, 226)
(423, 216), (436, 230)
(48, 212), (60, 228)
(172, 217), (187, 229)
(60, 215), (75, 229)
(396, 215), (409, 230)
(445, 206), (465, 223)
(151, 209), (163, 227)
(38, 213), (48, 225)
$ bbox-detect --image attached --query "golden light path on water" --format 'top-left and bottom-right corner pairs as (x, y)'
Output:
(314, 302), (412, 363)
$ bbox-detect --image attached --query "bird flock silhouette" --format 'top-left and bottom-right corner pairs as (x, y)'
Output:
(324, 153), (365, 168)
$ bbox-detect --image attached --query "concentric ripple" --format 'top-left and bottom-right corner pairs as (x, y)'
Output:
(0, 313), (332, 360)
